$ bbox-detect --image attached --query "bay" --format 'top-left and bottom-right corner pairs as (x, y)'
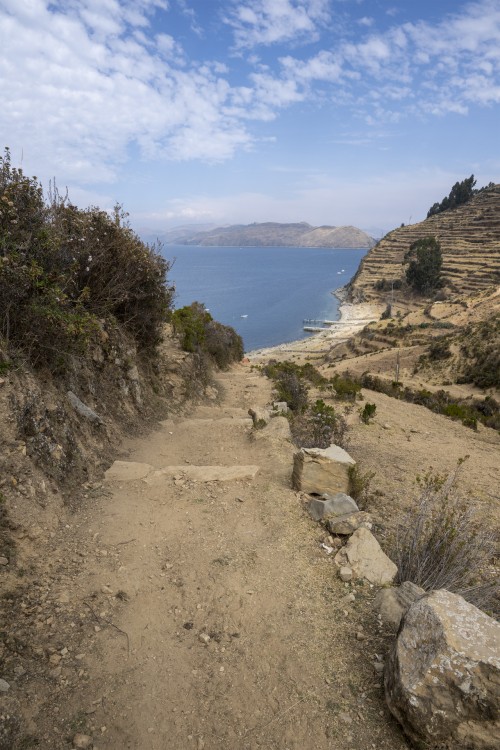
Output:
(163, 245), (367, 352)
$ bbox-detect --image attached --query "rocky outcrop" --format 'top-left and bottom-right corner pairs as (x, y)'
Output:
(333, 528), (397, 585)
(385, 589), (500, 749)
(292, 445), (355, 495)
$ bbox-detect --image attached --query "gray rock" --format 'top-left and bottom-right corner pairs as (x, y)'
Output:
(0, 678), (10, 692)
(325, 511), (372, 535)
(334, 528), (397, 585)
(292, 445), (355, 495)
(374, 581), (425, 630)
(67, 391), (104, 425)
(248, 406), (271, 427)
(0, 556), (8, 566)
(307, 492), (358, 521)
(273, 401), (289, 414)
(385, 590), (500, 750)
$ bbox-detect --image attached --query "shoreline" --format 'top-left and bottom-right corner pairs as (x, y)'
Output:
(246, 291), (382, 362)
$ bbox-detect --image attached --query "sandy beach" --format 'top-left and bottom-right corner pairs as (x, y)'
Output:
(247, 299), (382, 362)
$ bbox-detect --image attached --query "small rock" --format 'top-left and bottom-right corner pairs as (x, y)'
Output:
(373, 661), (385, 674)
(198, 633), (211, 645)
(49, 654), (62, 666)
(73, 734), (93, 749)
(308, 492), (359, 521)
(101, 585), (113, 595)
(14, 665), (26, 677)
(339, 566), (353, 582)
(356, 631), (366, 641)
(236, 497), (245, 503)
(0, 556), (8, 566)
(0, 678), (10, 692)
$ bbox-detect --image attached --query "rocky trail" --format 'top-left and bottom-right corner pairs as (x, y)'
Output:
(3, 363), (411, 750)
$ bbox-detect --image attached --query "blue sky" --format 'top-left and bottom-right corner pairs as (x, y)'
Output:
(1, 0), (499, 236)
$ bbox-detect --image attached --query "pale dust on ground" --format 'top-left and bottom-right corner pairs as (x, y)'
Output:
(37, 363), (410, 750)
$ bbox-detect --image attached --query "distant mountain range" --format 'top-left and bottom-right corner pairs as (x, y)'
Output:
(147, 222), (375, 249)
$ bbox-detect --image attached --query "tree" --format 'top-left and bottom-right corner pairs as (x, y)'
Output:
(427, 175), (477, 218)
(405, 236), (442, 294)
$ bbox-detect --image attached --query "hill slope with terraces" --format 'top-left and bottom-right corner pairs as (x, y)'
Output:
(349, 184), (500, 302)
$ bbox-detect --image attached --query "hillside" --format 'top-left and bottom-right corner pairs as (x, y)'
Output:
(172, 221), (375, 248)
(349, 184), (500, 302)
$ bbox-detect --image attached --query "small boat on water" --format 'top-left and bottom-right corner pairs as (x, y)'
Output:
(240, 314), (248, 318)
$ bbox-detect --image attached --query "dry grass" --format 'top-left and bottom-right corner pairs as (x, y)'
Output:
(390, 461), (499, 615)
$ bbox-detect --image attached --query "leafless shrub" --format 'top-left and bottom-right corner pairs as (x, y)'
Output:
(391, 461), (499, 615)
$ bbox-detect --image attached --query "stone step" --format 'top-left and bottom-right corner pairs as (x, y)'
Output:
(105, 460), (260, 483)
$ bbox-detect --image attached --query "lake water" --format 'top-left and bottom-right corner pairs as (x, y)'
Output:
(163, 245), (367, 352)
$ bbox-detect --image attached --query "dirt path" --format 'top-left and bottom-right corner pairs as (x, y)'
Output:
(25, 364), (409, 750)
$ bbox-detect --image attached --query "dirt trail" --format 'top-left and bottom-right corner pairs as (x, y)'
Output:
(42, 364), (409, 750)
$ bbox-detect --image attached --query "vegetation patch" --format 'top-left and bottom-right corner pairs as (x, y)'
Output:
(390, 463), (499, 615)
(171, 301), (243, 370)
(262, 361), (349, 448)
(355, 373), (500, 431)
(0, 148), (174, 373)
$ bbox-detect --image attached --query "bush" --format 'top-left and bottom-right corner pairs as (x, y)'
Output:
(428, 338), (452, 361)
(291, 399), (348, 449)
(329, 373), (361, 400)
(0, 149), (174, 370)
(360, 403), (376, 424)
(171, 302), (243, 370)
(348, 464), (375, 508)
(390, 464), (498, 614)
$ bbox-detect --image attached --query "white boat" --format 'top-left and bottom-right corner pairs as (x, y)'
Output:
(240, 314), (248, 318)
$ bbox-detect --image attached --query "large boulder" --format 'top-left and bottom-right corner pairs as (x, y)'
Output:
(292, 445), (355, 495)
(333, 527), (397, 585)
(385, 590), (500, 750)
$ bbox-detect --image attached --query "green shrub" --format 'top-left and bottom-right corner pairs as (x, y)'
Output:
(172, 302), (243, 370)
(428, 338), (452, 361)
(291, 399), (347, 449)
(360, 403), (377, 424)
(348, 464), (375, 508)
(329, 373), (361, 400)
(0, 149), (174, 370)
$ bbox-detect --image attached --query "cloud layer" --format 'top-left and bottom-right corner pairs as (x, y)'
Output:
(0, 0), (499, 197)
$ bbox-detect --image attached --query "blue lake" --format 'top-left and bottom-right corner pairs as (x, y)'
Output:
(163, 245), (367, 352)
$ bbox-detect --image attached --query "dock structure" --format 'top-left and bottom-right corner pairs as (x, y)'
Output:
(302, 316), (376, 332)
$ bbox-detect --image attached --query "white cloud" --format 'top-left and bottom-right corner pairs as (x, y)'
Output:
(0, 0), (269, 184)
(224, 0), (331, 48)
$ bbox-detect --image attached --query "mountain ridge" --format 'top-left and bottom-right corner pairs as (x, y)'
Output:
(160, 221), (375, 249)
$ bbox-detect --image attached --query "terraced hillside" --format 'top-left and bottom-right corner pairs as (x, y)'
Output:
(349, 184), (500, 302)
